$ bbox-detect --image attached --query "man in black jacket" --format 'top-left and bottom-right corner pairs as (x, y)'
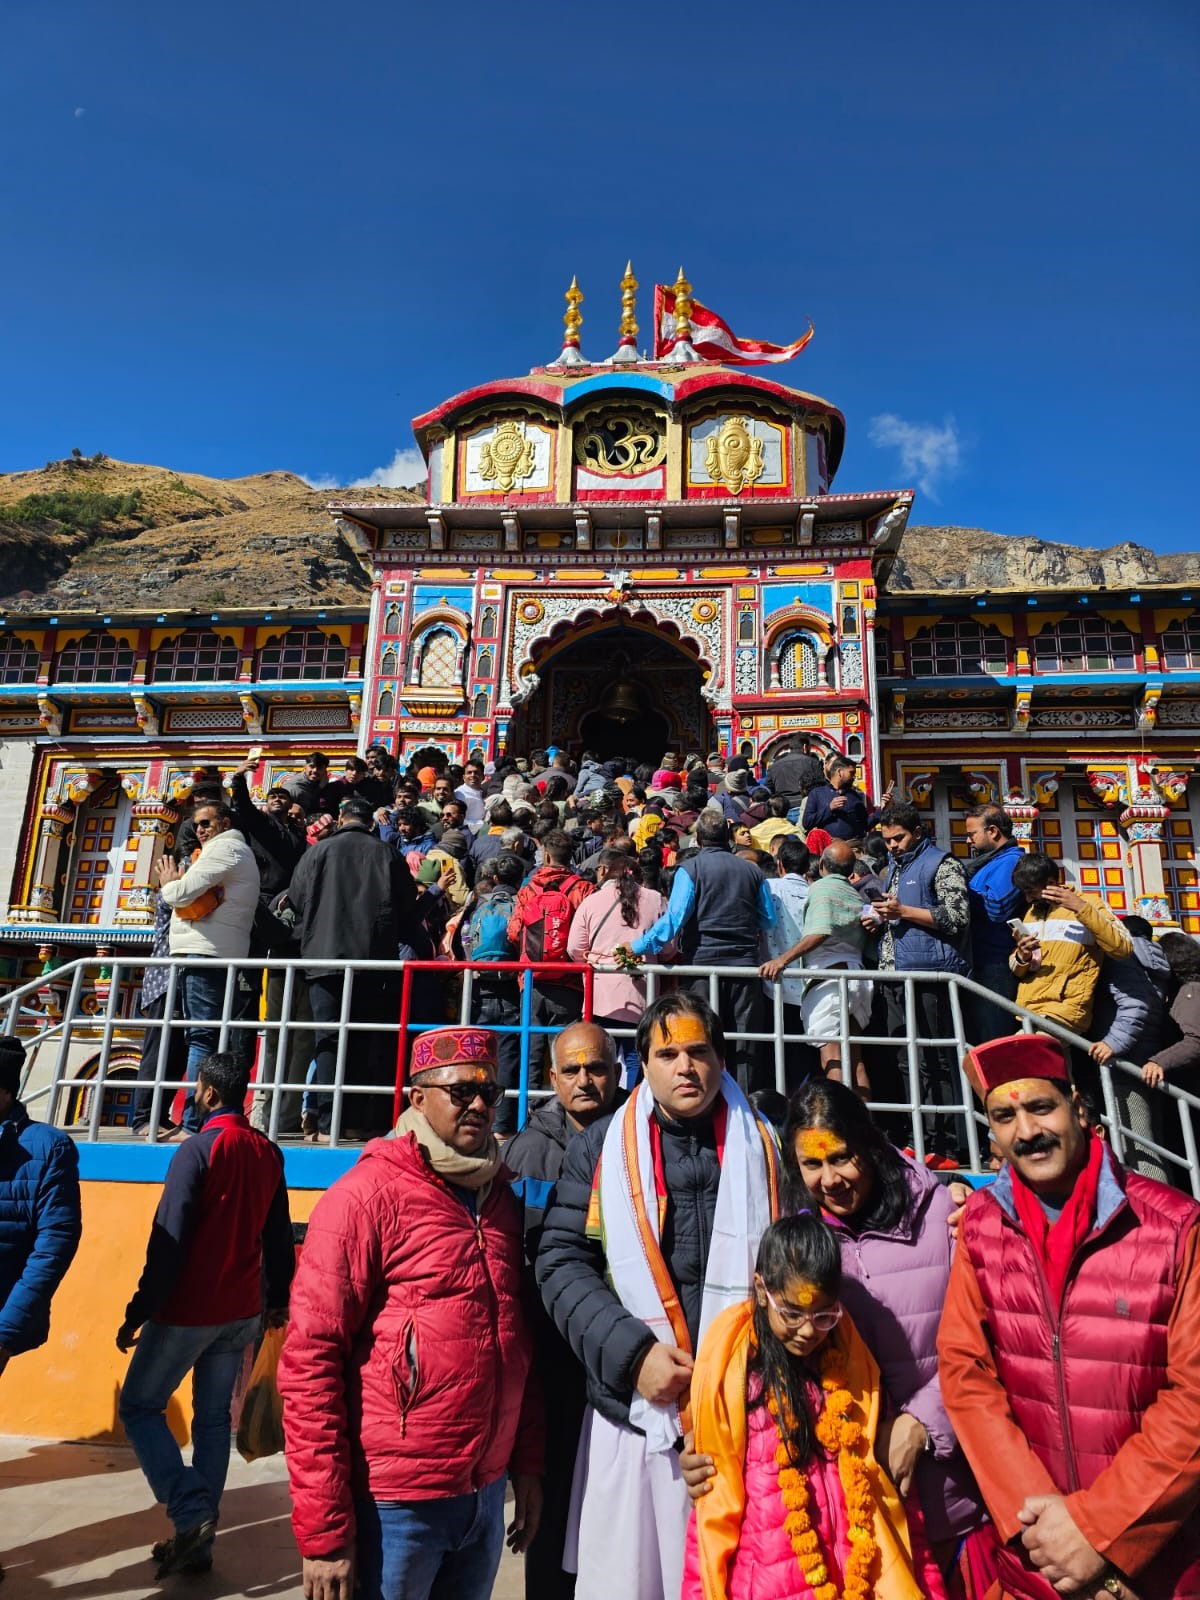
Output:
(763, 735), (823, 816)
(285, 797), (419, 1138)
(535, 994), (776, 1600)
(232, 760), (311, 1134)
(506, 1021), (621, 1600)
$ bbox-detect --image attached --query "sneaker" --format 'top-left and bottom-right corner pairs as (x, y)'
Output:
(154, 1519), (217, 1578)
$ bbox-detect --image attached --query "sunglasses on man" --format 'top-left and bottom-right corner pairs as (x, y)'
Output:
(420, 1080), (505, 1109)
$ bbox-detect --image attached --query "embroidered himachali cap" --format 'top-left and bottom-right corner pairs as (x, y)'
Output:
(965, 1033), (1071, 1098)
(410, 1027), (498, 1076)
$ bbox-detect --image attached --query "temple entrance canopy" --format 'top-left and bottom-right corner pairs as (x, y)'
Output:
(508, 615), (711, 761)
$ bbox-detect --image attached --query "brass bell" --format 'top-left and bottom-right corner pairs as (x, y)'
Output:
(600, 678), (642, 724)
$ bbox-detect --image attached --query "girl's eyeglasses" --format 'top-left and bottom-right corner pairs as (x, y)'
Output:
(763, 1287), (843, 1333)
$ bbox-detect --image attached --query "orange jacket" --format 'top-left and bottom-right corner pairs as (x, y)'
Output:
(938, 1199), (1200, 1592)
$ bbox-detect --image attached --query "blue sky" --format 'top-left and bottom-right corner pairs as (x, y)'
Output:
(3, 0), (1197, 549)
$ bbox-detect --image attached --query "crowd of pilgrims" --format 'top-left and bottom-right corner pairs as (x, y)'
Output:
(57, 736), (1200, 1600)
(224, 737), (1197, 1154)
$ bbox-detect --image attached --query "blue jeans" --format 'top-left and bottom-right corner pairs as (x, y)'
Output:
(355, 1478), (506, 1600)
(968, 960), (1020, 1044)
(119, 1315), (260, 1542)
(182, 965), (255, 1131)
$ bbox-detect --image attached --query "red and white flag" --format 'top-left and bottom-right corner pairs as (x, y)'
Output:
(653, 285), (814, 365)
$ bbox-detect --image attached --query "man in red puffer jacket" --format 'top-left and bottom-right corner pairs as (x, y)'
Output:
(278, 1027), (544, 1600)
(939, 1033), (1200, 1600)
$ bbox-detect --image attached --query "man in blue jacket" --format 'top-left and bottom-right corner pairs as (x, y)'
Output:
(963, 804), (1025, 1042)
(0, 1036), (82, 1582)
(801, 755), (871, 841)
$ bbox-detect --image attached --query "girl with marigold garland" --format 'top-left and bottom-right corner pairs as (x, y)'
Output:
(681, 1214), (947, 1600)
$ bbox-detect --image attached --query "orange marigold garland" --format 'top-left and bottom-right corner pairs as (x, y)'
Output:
(765, 1344), (878, 1600)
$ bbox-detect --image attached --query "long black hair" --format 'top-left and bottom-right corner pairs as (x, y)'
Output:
(748, 1213), (843, 1466)
(782, 1078), (911, 1233)
(598, 846), (643, 927)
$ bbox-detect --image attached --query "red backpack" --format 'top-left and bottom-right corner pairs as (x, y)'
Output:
(518, 874), (584, 963)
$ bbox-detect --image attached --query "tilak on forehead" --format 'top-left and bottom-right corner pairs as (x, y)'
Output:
(652, 1015), (711, 1049)
(419, 1064), (494, 1084)
(795, 1128), (843, 1161)
(562, 1045), (603, 1067)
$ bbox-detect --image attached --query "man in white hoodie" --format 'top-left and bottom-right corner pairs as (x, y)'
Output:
(157, 800), (261, 1133)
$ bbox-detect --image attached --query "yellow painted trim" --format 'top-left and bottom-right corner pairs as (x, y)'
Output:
(1155, 607), (1199, 634)
(985, 613), (1014, 638)
(630, 569), (680, 581)
(148, 625), (245, 651)
(51, 626), (141, 652)
(1025, 611), (1067, 638)
(901, 614), (939, 641)
(775, 563), (832, 577)
(1096, 608), (1139, 632)
(416, 568), (475, 581)
(699, 567), (751, 578)
(665, 418), (684, 500)
(489, 569), (539, 580)
(556, 420), (574, 500)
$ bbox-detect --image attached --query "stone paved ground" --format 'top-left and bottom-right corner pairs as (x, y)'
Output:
(0, 1436), (523, 1598)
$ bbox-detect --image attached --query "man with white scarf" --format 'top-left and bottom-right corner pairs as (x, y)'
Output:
(536, 993), (779, 1600)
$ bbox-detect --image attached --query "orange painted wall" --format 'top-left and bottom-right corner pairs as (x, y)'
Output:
(0, 1181), (325, 1442)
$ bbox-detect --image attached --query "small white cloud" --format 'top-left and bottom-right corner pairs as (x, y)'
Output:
(74, 107), (86, 119)
(300, 446), (427, 493)
(867, 413), (961, 501)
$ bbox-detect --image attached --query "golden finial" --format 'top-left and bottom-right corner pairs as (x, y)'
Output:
(550, 275), (586, 366)
(672, 266), (693, 343)
(611, 260), (640, 363)
(564, 275), (583, 347)
(620, 261), (638, 341)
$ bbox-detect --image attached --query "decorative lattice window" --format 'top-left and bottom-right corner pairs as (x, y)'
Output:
(65, 788), (132, 924)
(0, 633), (40, 684)
(257, 628), (348, 681)
(779, 635), (819, 689)
(55, 631), (135, 684)
(418, 630), (458, 688)
(909, 620), (1009, 677)
(151, 629), (240, 682)
(1033, 616), (1136, 673)
(1162, 615), (1200, 671)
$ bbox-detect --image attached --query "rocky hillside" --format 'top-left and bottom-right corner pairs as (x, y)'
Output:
(892, 525), (1196, 594)
(0, 455), (421, 614)
(0, 456), (1190, 613)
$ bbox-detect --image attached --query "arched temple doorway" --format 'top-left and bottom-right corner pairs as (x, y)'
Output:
(511, 617), (712, 763)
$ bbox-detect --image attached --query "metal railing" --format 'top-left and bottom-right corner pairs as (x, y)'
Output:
(5, 954), (1199, 1192)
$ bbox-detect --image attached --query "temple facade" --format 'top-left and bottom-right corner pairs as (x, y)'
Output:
(0, 267), (1195, 1087)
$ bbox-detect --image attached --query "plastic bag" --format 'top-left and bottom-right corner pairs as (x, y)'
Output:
(236, 1325), (286, 1462)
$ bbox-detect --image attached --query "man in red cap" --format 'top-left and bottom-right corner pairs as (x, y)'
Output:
(279, 1026), (543, 1600)
(938, 1033), (1200, 1598)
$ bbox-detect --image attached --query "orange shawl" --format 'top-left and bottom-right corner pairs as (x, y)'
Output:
(690, 1301), (924, 1600)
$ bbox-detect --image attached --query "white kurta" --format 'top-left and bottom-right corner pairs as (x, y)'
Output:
(565, 1407), (689, 1600)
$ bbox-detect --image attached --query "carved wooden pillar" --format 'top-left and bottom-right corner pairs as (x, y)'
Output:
(1003, 793), (1040, 850)
(116, 801), (182, 925)
(1120, 803), (1173, 926)
(8, 802), (76, 923)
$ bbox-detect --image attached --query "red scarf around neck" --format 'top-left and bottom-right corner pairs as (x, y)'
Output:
(1010, 1132), (1106, 1307)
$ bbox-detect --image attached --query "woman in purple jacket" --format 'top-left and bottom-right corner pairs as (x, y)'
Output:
(783, 1078), (988, 1582)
